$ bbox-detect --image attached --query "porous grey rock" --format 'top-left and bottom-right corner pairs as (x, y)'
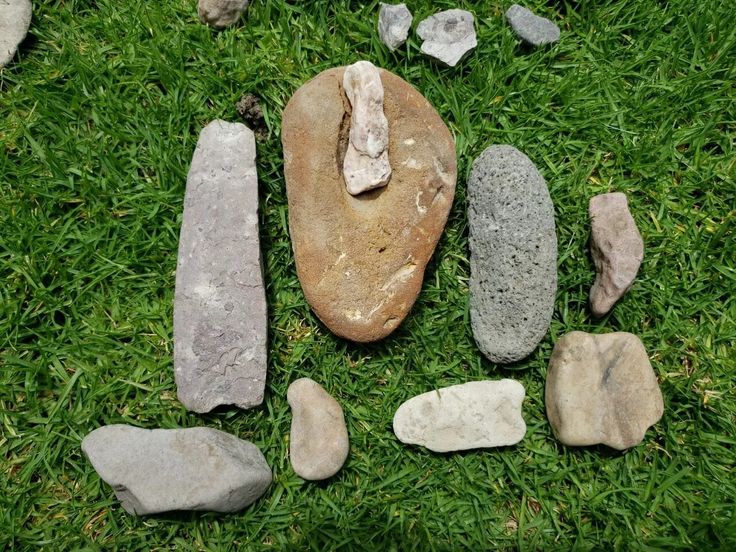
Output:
(288, 378), (349, 480)
(589, 192), (644, 317)
(0, 0), (32, 68)
(546, 331), (664, 450)
(82, 425), (271, 515)
(416, 9), (477, 67)
(198, 0), (248, 29)
(378, 3), (412, 51)
(468, 145), (557, 363)
(393, 380), (526, 452)
(174, 120), (267, 413)
(505, 4), (560, 46)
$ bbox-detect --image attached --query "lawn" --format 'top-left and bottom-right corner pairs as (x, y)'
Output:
(1, 0), (735, 549)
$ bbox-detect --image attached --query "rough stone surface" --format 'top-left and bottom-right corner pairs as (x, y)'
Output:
(342, 61), (392, 195)
(416, 9), (477, 67)
(288, 378), (349, 480)
(82, 425), (271, 515)
(468, 145), (557, 363)
(505, 4), (560, 46)
(0, 0), (32, 68)
(546, 331), (664, 450)
(282, 67), (456, 342)
(236, 93), (267, 140)
(174, 120), (267, 413)
(198, 0), (248, 29)
(378, 3), (412, 51)
(393, 380), (526, 452)
(589, 192), (644, 317)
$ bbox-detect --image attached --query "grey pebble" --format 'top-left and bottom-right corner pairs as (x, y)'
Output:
(0, 0), (32, 68)
(378, 3), (412, 51)
(505, 4), (560, 46)
(416, 9), (477, 67)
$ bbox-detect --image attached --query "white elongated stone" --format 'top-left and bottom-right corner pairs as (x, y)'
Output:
(393, 380), (526, 452)
(0, 0), (32, 68)
(174, 120), (267, 413)
(82, 425), (272, 515)
(378, 3), (412, 51)
(342, 60), (392, 195)
(416, 9), (477, 67)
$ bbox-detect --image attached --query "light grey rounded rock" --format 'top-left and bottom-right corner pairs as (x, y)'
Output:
(82, 425), (272, 515)
(505, 4), (560, 46)
(0, 0), (32, 68)
(378, 3), (412, 51)
(198, 0), (249, 29)
(468, 145), (557, 363)
(416, 9), (477, 67)
(288, 378), (349, 480)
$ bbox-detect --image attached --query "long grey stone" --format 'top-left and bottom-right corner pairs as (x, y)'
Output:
(0, 0), (32, 68)
(505, 4), (560, 46)
(174, 120), (266, 413)
(468, 145), (557, 363)
(82, 425), (272, 515)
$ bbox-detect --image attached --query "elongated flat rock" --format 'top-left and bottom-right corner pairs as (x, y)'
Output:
(505, 4), (560, 46)
(174, 120), (267, 413)
(393, 380), (526, 452)
(0, 0), (32, 68)
(468, 145), (557, 363)
(546, 331), (664, 450)
(82, 425), (272, 515)
(282, 67), (456, 342)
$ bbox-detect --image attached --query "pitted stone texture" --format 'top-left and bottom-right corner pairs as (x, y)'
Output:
(0, 0), (32, 68)
(393, 380), (526, 452)
(282, 67), (456, 342)
(174, 120), (267, 413)
(505, 4), (560, 46)
(288, 378), (349, 480)
(82, 425), (271, 515)
(546, 331), (664, 450)
(198, 0), (248, 29)
(416, 9), (477, 67)
(589, 192), (644, 317)
(468, 145), (557, 363)
(378, 3), (412, 51)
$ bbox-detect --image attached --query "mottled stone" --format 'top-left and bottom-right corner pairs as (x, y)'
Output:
(0, 0), (32, 68)
(82, 425), (271, 515)
(393, 380), (526, 452)
(198, 0), (248, 29)
(589, 192), (644, 317)
(174, 120), (266, 413)
(546, 331), (664, 450)
(505, 4), (560, 46)
(288, 378), (349, 480)
(282, 67), (456, 342)
(378, 3), (412, 51)
(468, 145), (557, 363)
(416, 9), (477, 67)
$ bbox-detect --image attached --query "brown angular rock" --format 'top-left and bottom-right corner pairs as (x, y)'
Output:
(282, 67), (456, 342)
(589, 192), (644, 317)
(546, 331), (664, 450)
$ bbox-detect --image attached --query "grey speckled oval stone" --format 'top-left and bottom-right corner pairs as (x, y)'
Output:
(468, 145), (557, 363)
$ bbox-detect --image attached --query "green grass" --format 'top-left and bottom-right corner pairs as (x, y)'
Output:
(1, 0), (735, 549)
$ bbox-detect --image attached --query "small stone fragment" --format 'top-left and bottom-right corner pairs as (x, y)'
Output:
(505, 4), (560, 46)
(174, 120), (267, 413)
(416, 9), (477, 67)
(198, 0), (248, 29)
(236, 93), (267, 140)
(546, 331), (664, 450)
(82, 425), (271, 515)
(589, 192), (644, 317)
(0, 0), (32, 68)
(378, 3), (412, 51)
(288, 378), (349, 480)
(393, 380), (526, 452)
(468, 145), (557, 363)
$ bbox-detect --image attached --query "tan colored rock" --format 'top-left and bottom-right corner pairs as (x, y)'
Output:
(282, 67), (456, 342)
(589, 192), (644, 317)
(546, 331), (664, 450)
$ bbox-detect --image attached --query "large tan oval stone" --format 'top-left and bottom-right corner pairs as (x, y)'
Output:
(282, 67), (456, 342)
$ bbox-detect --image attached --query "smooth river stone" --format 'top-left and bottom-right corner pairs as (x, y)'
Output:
(468, 145), (557, 363)
(282, 67), (456, 342)
(174, 120), (267, 413)
(546, 331), (664, 450)
(393, 380), (526, 452)
(82, 425), (271, 515)
(0, 0), (32, 68)
(288, 378), (349, 480)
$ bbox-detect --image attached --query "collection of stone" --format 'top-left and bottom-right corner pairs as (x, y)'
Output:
(1, 0), (662, 515)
